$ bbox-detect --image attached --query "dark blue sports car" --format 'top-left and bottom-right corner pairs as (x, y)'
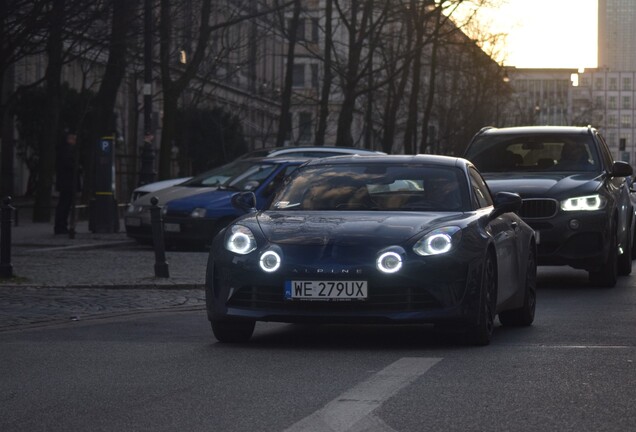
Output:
(205, 155), (537, 345)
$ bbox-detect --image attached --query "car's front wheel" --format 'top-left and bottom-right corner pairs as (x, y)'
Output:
(589, 229), (618, 287)
(466, 251), (497, 346)
(499, 246), (536, 327)
(211, 319), (255, 343)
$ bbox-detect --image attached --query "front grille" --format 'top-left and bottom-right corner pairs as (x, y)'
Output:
(226, 284), (443, 312)
(520, 198), (558, 219)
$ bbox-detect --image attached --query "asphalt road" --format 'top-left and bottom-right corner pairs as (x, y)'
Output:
(1, 267), (635, 432)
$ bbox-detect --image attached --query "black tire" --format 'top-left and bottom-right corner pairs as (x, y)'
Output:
(618, 225), (632, 275)
(211, 320), (255, 343)
(466, 252), (497, 346)
(499, 246), (536, 327)
(589, 229), (618, 288)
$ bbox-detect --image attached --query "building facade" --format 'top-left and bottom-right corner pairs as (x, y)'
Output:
(598, 0), (636, 71)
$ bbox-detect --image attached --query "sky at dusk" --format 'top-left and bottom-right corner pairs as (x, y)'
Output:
(472, 0), (598, 69)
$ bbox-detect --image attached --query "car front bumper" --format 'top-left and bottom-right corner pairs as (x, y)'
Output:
(206, 253), (484, 326)
(525, 209), (610, 270)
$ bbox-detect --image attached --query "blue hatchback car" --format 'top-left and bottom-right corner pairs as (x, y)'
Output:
(161, 157), (310, 248)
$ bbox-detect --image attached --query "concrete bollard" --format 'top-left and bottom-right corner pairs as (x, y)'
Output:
(150, 196), (169, 278)
(0, 196), (14, 279)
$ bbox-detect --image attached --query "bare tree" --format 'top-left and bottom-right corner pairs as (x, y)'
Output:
(275, 0), (300, 147)
(332, 0), (390, 147)
(0, 0), (49, 197)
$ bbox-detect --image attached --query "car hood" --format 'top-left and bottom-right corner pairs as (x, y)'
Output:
(132, 185), (219, 207)
(166, 190), (235, 212)
(482, 172), (603, 199)
(254, 211), (464, 246)
(134, 177), (192, 194)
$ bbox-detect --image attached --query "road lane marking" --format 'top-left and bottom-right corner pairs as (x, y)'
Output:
(283, 357), (442, 432)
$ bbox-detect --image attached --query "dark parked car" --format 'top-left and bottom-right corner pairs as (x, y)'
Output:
(161, 158), (308, 248)
(464, 125), (634, 287)
(205, 155), (537, 345)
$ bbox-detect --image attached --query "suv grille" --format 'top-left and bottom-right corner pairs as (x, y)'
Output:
(520, 198), (558, 219)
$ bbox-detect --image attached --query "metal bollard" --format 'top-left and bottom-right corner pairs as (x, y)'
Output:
(0, 196), (15, 279)
(149, 196), (169, 278)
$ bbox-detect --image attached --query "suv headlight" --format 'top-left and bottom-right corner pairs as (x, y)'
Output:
(225, 225), (257, 255)
(560, 194), (606, 211)
(413, 226), (462, 256)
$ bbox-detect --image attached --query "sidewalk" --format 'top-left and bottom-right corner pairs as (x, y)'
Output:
(0, 217), (208, 289)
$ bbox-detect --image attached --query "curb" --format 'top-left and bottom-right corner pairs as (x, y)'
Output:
(0, 283), (205, 290)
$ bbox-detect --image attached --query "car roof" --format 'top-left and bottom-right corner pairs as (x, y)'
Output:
(475, 125), (595, 137)
(301, 153), (468, 168)
(239, 146), (385, 158)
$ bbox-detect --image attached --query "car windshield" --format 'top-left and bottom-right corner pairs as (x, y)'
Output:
(270, 164), (468, 212)
(465, 134), (601, 173)
(182, 160), (275, 189)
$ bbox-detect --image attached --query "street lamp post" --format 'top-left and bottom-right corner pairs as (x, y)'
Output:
(139, 0), (156, 186)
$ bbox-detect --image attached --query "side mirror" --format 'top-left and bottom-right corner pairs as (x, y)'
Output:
(610, 161), (633, 178)
(491, 192), (522, 219)
(231, 192), (257, 213)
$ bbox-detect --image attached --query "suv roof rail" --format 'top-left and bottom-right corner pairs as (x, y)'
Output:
(476, 126), (495, 135)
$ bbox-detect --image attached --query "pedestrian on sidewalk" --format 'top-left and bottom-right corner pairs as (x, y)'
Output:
(54, 129), (80, 235)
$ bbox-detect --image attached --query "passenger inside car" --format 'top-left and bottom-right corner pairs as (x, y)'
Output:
(556, 142), (593, 170)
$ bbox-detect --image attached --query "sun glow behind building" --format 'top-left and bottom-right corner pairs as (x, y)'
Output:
(458, 0), (598, 69)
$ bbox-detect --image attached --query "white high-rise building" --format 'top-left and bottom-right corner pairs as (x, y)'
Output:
(598, 0), (636, 71)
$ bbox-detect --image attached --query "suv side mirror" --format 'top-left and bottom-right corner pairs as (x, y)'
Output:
(610, 161), (633, 178)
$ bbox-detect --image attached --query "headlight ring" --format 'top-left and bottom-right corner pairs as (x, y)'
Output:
(225, 225), (257, 255)
(413, 226), (462, 256)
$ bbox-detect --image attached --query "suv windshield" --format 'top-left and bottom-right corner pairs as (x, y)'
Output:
(465, 134), (601, 173)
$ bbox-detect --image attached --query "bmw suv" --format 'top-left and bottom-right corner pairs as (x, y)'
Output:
(464, 126), (633, 287)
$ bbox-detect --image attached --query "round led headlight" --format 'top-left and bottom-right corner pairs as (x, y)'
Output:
(259, 250), (281, 273)
(377, 251), (403, 273)
(413, 226), (461, 256)
(225, 225), (257, 255)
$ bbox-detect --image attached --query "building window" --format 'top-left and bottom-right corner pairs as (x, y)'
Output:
(292, 64), (305, 87)
(595, 77), (604, 90)
(311, 64), (319, 89)
(621, 114), (631, 128)
(609, 77), (618, 90)
(623, 77), (632, 91)
(288, 18), (306, 41)
(298, 112), (312, 142)
(622, 95), (632, 110)
(595, 95), (604, 108)
(608, 96), (617, 109)
(311, 18), (319, 43)
(608, 114), (617, 127)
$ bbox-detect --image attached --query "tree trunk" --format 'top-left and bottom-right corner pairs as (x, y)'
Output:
(276, 0), (301, 147)
(419, 7), (442, 154)
(34, 0), (65, 222)
(83, 0), (134, 199)
(314, 0), (333, 147)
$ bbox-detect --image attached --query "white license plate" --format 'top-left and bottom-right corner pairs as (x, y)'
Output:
(285, 280), (368, 300)
(164, 223), (180, 233)
(126, 217), (141, 227)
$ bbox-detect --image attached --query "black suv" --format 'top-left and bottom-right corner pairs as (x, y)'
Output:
(464, 126), (633, 287)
